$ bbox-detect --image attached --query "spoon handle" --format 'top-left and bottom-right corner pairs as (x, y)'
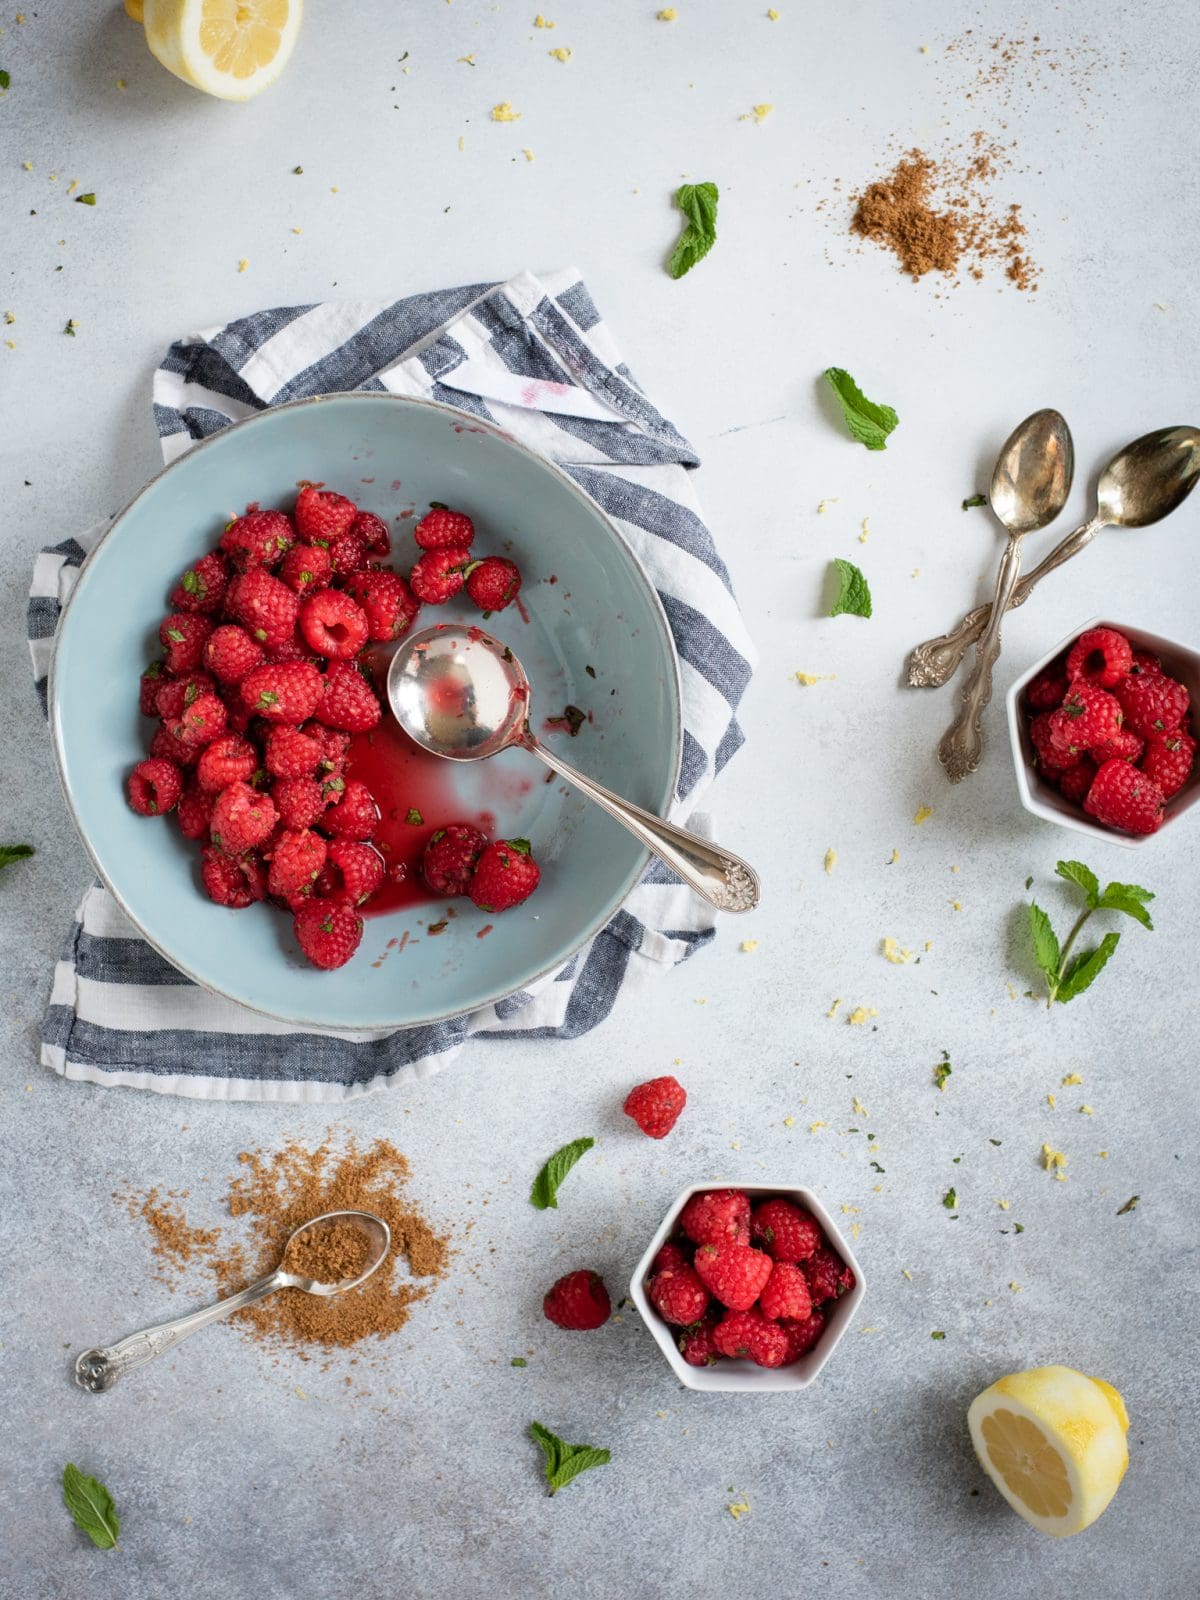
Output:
(906, 517), (1104, 687)
(938, 534), (1026, 783)
(525, 740), (760, 913)
(74, 1271), (283, 1392)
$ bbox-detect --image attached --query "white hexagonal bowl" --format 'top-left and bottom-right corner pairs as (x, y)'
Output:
(628, 1182), (865, 1393)
(1005, 617), (1200, 851)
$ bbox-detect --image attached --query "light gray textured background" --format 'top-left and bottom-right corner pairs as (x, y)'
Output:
(1, 3), (1197, 1597)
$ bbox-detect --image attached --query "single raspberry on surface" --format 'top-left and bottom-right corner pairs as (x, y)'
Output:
(759, 1260), (814, 1322)
(319, 839), (385, 906)
(176, 782), (215, 841)
(465, 555), (522, 614)
(155, 671), (215, 720)
(1116, 670), (1190, 737)
(343, 569), (419, 641)
(322, 778), (378, 841)
(421, 823), (487, 895)
(299, 589), (370, 660)
(279, 541), (333, 595)
(410, 546), (471, 604)
(200, 845), (267, 909)
(1065, 627), (1133, 688)
(315, 660), (382, 733)
(164, 690), (228, 752)
(1048, 681), (1124, 756)
(294, 483), (358, 545)
(159, 612), (214, 675)
(272, 775), (328, 831)
(712, 1308), (789, 1368)
(127, 757), (183, 816)
(414, 505), (475, 551)
(543, 1269), (611, 1331)
(1089, 727), (1143, 765)
(678, 1188), (751, 1248)
(623, 1075), (687, 1139)
(467, 837), (541, 912)
(349, 510), (391, 556)
(750, 1197), (822, 1263)
(225, 569), (300, 653)
(221, 508), (294, 571)
(267, 828), (328, 903)
(210, 780), (278, 856)
(693, 1240), (772, 1311)
(196, 733), (259, 794)
(292, 895), (363, 969)
(1029, 710), (1080, 775)
(264, 725), (322, 780)
(170, 551), (229, 615)
(804, 1246), (855, 1304)
(1084, 758), (1166, 836)
(649, 1264), (709, 1326)
(651, 1240), (689, 1276)
(678, 1313), (722, 1368)
(204, 624), (266, 686)
(1140, 726), (1196, 799)
(240, 660), (324, 723)
(1025, 663), (1069, 712)
(1057, 756), (1097, 805)
(779, 1309), (826, 1364)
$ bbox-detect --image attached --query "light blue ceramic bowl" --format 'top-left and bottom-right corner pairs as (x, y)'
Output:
(50, 393), (681, 1031)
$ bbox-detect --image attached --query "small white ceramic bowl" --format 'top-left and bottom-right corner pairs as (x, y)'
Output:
(629, 1182), (865, 1392)
(1006, 617), (1200, 851)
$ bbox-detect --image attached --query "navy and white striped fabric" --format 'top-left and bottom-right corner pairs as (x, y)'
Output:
(27, 269), (754, 1101)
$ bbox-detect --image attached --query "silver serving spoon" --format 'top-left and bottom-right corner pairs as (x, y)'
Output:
(909, 425), (1200, 688)
(937, 410), (1075, 783)
(74, 1209), (390, 1392)
(386, 625), (760, 913)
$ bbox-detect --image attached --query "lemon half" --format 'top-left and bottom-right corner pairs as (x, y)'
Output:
(142, 0), (302, 101)
(968, 1365), (1129, 1537)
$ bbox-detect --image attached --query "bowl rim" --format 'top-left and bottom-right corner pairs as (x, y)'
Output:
(628, 1180), (866, 1392)
(48, 390), (685, 1031)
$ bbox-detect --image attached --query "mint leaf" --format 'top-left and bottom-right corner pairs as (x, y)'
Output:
(961, 494), (987, 510)
(75, 193), (97, 206)
(932, 1051), (952, 1092)
(530, 1137), (594, 1210)
(62, 1464), (119, 1550)
(823, 367), (898, 451)
(1116, 1195), (1139, 1216)
(1055, 931), (1120, 1003)
(529, 1422), (610, 1495)
(1101, 880), (1154, 905)
(829, 558), (872, 619)
(1099, 896), (1153, 931)
(942, 1187), (957, 1210)
(1027, 902), (1060, 980)
(0, 69), (10, 90)
(668, 181), (718, 280)
(0, 844), (34, 874)
(1055, 860), (1099, 907)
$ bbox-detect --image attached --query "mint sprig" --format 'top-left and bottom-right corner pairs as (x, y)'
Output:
(529, 1422), (610, 1495)
(530, 1137), (594, 1210)
(668, 181), (718, 280)
(823, 367), (898, 451)
(1026, 861), (1154, 1006)
(62, 1464), (119, 1550)
(829, 558), (872, 619)
(0, 843), (34, 875)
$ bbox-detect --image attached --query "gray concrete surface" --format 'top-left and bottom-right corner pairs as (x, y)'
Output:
(1, 2), (1198, 1596)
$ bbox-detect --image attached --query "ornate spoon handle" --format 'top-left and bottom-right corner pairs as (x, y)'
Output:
(938, 535), (1026, 783)
(906, 517), (1104, 687)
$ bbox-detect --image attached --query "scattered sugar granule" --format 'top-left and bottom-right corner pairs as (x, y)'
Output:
(816, 497), (839, 513)
(458, 53), (476, 64)
(458, 135), (466, 151)
(782, 1116), (795, 1128)
(911, 567), (921, 579)
(548, 46), (572, 60)
(1080, 1104), (1095, 1116)
(881, 937), (913, 965)
(1098, 1150), (1109, 1159)
(824, 848), (837, 874)
(21, 161), (33, 170)
(997, 1199), (1011, 1211)
(1041, 1144), (1068, 1179)
(3, 339), (15, 350)
(794, 670), (836, 686)
(727, 1499), (750, 1520)
(491, 101), (522, 121)
(291, 227), (302, 235)
(924, 940), (934, 953)
(1008, 1283), (1023, 1294)
(847, 1006), (878, 1026)
(890, 849), (900, 864)
(739, 940), (758, 954)
(950, 900), (963, 912)
(522, 148), (535, 161)
(859, 517), (870, 544)
(1046, 1094), (1057, 1110)
(859, 1325), (879, 1334)
(826, 998), (842, 1019)
(902, 1268), (913, 1281)
(913, 805), (933, 826)
(850, 1222), (862, 1239)
(67, 178), (78, 195)
(534, 12), (555, 26)
(656, 7), (677, 19)
(767, 6), (780, 16)
(841, 1204), (862, 1215)
(851, 1098), (869, 1118)
(3, 311), (12, 324)
(237, 258), (248, 273)
(809, 1121), (826, 1133)
(1006, 984), (1019, 1000)
(740, 103), (773, 123)
(1061, 1072), (1083, 1086)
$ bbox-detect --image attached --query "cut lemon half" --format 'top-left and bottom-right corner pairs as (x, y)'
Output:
(142, 0), (302, 101)
(967, 1365), (1129, 1537)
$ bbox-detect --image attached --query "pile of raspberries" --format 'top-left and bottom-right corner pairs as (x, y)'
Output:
(124, 484), (530, 969)
(1023, 626), (1194, 836)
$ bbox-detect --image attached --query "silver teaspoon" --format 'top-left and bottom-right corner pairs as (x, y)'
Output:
(938, 409), (1075, 783)
(74, 1209), (390, 1392)
(386, 625), (760, 913)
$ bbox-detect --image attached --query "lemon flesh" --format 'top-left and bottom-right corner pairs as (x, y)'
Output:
(968, 1365), (1129, 1537)
(143, 0), (302, 101)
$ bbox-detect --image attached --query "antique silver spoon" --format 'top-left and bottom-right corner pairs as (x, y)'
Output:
(386, 624), (759, 913)
(937, 410), (1075, 783)
(74, 1210), (390, 1392)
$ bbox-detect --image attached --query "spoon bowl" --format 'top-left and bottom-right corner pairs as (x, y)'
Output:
(1095, 425), (1200, 528)
(989, 407), (1075, 535)
(277, 1209), (392, 1297)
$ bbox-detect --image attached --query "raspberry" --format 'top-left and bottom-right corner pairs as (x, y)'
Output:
(414, 505), (475, 551)
(651, 1241), (688, 1276)
(623, 1075), (687, 1139)
(307, 724), (351, 774)
(151, 724), (197, 767)
(1066, 627), (1133, 688)
(410, 546), (471, 604)
(263, 726), (318, 779)
(225, 569), (300, 653)
(319, 839), (385, 906)
(299, 589), (369, 659)
(1057, 756), (1097, 805)
(422, 824), (488, 895)
(750, 1197), (822, 1263)
(1089, 728), (1143, 765)
(465, 555), (522, 613)
(170, 551), (229, 615)
(127, 757), (183, 816)
(176, 782), (215, 841)
(196, 733), (258, 794)
(349, 510), (391, 556)
(210, 780), (278, 855)
(649, 1264), (709, 1325)
(200, 845), (267, 909)
(468, 838), (541, 912)
(693, 1240), (772, 1311)
(1130, 649), (1162, 677)
(779, 1309), (826, 1363)
(221, 508), (294, 571)
(328, 528), (369, 576)
(279, 542), (333, 595)
(240, 660), (324, 723)
(759, 1260), (813, 1322)
(155, 671), (215, 720)
(678, 1189), (751, 1248)
(1116, 671), (1189, 737)
(204, 624), (266, 686)
(542, 1269), (611, 1331)
(712, 1308), (788, 1367)
(139, 662), (166, 716)
(272, 776), (328, 830)
(1029, 710), (1080, 775)
(294, 483), (357, 545)
(1048, 682), (1123, 756)
(1025, 664), (1069, 712)
(159, 612), (214, 675)
(292, 896), (363, 969)
(322, 778), (378, 840)
(1084, 758), (1165, 836)
(1140, 726), (1196, 799)
(343, 569), (419, 642)
(267, 828), (328, 903)
(315, 660), (382, 733)
(164, 690), (228, 752)
(804, 1246), (854, 1304)
(678, 1313), (722, 1368)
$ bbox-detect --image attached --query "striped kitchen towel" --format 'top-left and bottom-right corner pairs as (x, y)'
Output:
(27, 268), (754, 1102)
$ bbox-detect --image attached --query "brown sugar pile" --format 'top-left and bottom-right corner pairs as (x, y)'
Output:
(850, 152), (959, 279)
(282, 1217), (373, 1282)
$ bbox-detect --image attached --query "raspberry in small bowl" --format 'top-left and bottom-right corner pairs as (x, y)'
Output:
(1006, 618), (1200, 851)
(629, 1182), (865, 1392)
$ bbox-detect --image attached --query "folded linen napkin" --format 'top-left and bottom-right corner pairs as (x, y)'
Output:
(27, 268), (754, 1101)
